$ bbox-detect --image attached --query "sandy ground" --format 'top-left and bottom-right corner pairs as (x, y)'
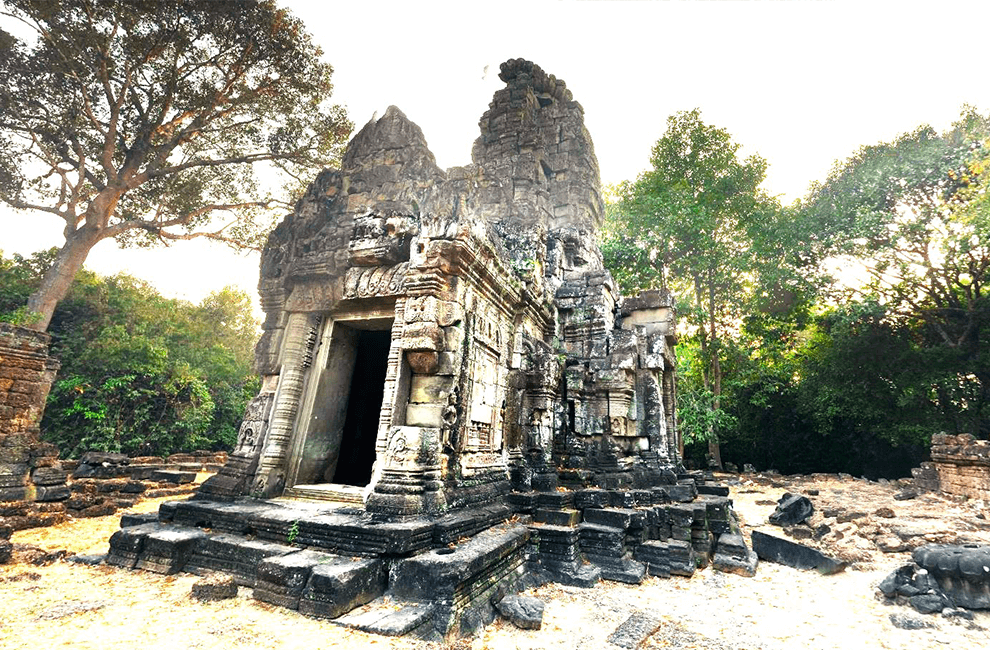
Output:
(1, 477), (989, 650)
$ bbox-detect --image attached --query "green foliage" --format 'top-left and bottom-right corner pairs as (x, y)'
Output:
(606, 107), (990, 476)
(673, 341), (736, 446)
(0, 250), (259, 457)
(795, 302), (938, 447)
(804, 108), (990, 438)
(604, 110), (787, 465)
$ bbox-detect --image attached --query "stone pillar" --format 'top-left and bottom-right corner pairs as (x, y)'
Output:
(0, 323), (68, 505)
(252, 312), (323, 498)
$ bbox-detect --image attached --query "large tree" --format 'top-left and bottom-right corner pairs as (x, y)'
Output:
(0, 0), (351, 330)
(604, 109), (781, 468)
(805, 108), (990, 437)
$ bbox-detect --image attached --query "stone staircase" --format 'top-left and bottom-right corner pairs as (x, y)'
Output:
(106, 471), (753, 640)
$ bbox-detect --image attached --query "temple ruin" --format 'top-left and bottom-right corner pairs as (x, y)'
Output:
(198, 58), (680, 509)
(106, 60), (752, 639)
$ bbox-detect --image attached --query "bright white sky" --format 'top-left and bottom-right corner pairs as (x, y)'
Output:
(3, 0), (989, 316)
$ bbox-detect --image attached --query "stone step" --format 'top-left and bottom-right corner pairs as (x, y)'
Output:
(282, 483), (365, 504)
(151, 470), (196, 484)
(533, 508), (581, 527)
(333, 599), (436, 638)
(108, 520), (387, 619)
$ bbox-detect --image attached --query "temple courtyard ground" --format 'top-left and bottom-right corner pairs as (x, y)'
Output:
(1, 475), (987, 649)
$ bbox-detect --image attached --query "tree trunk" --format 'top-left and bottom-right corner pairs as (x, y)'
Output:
(23, 189), (123, 332)
(25, 225), (104, 331)
(707, 277), (724, 471)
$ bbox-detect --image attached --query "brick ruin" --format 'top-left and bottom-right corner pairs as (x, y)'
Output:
(107, 60), (755, 639)
(913, 434), (990, 502)
(0, 325), (67, 505)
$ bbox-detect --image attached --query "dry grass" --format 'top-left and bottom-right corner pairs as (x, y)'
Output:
(1, 481), (989, 650)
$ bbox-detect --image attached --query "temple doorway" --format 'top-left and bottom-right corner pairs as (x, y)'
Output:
(287, 318), (392, 497)
(330, 328), (389, 485)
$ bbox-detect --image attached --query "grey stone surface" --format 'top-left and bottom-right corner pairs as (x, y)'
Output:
(913, 543), (990, 610)
(768, 493), (814, 526)
(495, 595), (544, 630)
(889, 612), (934, 630)
(607, 612), (663, 648)
(751, 530), (846, 574)
(298, 557), (386, 620)
(333, 600), (436, 637)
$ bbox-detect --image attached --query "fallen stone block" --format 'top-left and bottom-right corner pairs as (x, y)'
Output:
(333, 599), (435, 637)
(191, 573), (238, 601)
(768, 493), (814, 526)
(712, 532), (758, 577)
(889, 612), (934, 630)
(495, 595), (544, 630)
(751, 530), (846, 574)
(712, 549), (758, 577)
(913, 543), (990, 610)
(607, 612), (662, 649)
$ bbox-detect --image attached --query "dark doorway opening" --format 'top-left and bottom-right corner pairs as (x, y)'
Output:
(329, 329), (390, 486)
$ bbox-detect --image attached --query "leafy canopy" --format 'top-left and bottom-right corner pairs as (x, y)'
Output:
(0, 0), (351, 250)
(0, 249), (260, 456)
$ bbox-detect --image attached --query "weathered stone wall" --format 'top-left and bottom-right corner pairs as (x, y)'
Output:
(0, 323), (65, 505)
(930, 433), (990, 501)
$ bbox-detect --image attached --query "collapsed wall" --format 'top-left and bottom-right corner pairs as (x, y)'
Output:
(914, 434), (990, 502)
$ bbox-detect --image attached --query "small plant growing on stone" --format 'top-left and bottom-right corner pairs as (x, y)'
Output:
(287, 520), (300, 545)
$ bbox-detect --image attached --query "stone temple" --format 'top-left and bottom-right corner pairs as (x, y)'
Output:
(108, 60), (751, 639)
(200, 57), (679, 509)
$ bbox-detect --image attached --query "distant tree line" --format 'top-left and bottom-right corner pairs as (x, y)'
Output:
(1, 249), (259, 457)
(605, 108), (990, 478)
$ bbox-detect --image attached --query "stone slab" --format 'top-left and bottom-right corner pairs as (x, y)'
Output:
(333, 600), (436, 637)
(607, 612), (663, 648)
(751, 530), (846, 575)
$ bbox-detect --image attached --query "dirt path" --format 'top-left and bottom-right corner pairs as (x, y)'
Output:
(1, 478), (988, 649)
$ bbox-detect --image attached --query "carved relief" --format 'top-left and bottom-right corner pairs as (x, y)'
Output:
(234, 393), (274, 455)
(342, 263), (408, 299)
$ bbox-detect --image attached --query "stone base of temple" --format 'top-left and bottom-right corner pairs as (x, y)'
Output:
(106, 469), (750, 640)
